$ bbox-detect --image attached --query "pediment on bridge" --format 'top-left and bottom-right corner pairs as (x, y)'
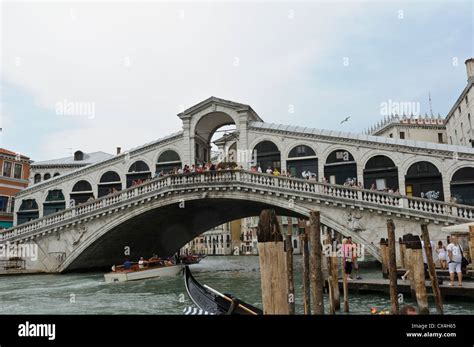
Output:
(177, 96), (263, 122)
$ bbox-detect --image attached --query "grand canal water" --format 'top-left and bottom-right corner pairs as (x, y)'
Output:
(0, 256), (473, 315)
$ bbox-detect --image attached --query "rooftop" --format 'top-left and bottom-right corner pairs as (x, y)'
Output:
(31, 151), (114, 167)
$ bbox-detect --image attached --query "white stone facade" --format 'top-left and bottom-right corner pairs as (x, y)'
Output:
(11, 96), (474, 226)
(445, 59), (474, 147)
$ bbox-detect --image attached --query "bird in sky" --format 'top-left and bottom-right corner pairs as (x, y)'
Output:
(340, 116), (351, 124)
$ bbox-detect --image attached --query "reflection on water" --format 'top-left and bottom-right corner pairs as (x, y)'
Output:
(0, 256), (472, 315)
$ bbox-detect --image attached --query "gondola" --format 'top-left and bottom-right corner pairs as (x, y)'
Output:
(183, 266), (263, 315)
(180, 254), (207, 265)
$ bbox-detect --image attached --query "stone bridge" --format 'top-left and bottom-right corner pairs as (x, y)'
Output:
(2, 170), (474, 273)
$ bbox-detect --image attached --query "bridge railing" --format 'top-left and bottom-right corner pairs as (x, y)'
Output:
(2, 169), (474, 241)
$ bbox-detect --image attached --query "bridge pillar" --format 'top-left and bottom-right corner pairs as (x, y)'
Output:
(442, 180), (451, 203)
(398, 170), (406, 195)
(181, 116), (192, 166)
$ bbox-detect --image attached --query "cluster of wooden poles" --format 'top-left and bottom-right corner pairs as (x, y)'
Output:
(380, 222), (444, 315)
(257, 208), (443, 315)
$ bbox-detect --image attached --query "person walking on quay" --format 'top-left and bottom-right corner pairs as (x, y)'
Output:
(342, 238), (353, 280)
(436, 240), (448, 270)
(348, 237), (362, 279)
(447, 236), (463, 287)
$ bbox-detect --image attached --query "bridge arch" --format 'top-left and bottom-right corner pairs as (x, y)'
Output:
(323, 148), (357, 185)
(70, 180), (95, 204)
(450, 166), (474, 205)
(285, 143), (318, 178)
(57, 185), (381, 271)
(405, 161), (443, 200)
(155, 149), (182, 174)
(17, 199), (39, 225)
(126, 160), (151, 187)
(252, 140), (282, 171)
(193, 111), (238, 165)
(98, 171), (122, 197)
(363, 155), (399, 191)
(43, 189), (66, 216)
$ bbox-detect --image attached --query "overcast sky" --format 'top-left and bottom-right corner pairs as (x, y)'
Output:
(1, 0), (473, 161)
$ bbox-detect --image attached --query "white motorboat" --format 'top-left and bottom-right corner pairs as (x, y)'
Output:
(104, 263), (184, 283)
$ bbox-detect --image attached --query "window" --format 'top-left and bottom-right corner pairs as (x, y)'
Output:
(34, 174), (41, 184)
(203, 148), (207, 161)
(399, 132), (405, 139)
(14, 163), (22, 179)
(469, 114), (472, 130)
(389, 133), (393, 138)
(0, 196), (8, 212)
(44, 173), (51, 180)
(458, 106), (461, 114)
(466, 95), (469, 105)
(2, 161), (12, 177)
(438, 133), (443, 143)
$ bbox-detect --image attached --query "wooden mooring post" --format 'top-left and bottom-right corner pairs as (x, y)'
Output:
(421, 224), (444, 315)
(285, 220), (295, 315)
(399, 237), (406, 269)
(257, 209), (289, 314)
(331, 239), (341, 311)
(407, 234), (429, 315)
(386, 219), (399, 314)
(309, 211), (324, 315)
(301, 225), (311, 314)
(324, 230), (335, 314)
(380, 238), (389, 279)
(402, 233), (416, 296)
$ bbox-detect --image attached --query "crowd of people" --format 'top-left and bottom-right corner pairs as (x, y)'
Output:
(401, 235), (468, 287)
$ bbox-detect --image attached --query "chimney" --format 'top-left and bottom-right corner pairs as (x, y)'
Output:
(116, 147), (121, 155)
(465, 58), (474, 81)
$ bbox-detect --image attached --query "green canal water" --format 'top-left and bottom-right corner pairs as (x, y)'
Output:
(0, 256), (473, 315)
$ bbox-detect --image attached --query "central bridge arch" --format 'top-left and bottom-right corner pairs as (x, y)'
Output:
(59, 190), (378, 272)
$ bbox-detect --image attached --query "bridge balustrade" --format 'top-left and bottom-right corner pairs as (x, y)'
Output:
(2, 170), (474, 242)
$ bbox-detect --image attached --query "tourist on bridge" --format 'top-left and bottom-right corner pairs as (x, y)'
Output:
(447, 236), (464, 287)
(266, 167), (272, 174)
(257, 166), (262, 173)
(273, 168), (280, 176)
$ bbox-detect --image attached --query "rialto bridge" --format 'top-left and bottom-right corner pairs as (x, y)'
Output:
(4, 97), (474, 272)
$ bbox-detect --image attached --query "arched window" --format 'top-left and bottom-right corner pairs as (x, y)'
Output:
(44, 189), (66, 216)
(72, 180), (93, 192)
(287, 145), (317, 178)
(53, 173), (60, 177)
(44, 173), (51, 180)
(288, 145), (316, 158)
(128, 160), (150, 173)
(156, 150), (182, 174)
(450, 167), (474, 205)
(324, 150), (356, 185)
(70, 180), (94, 204)
(34, 174), (41, 184)
(363, 155), (399, 191)
(405, 161), (443, 200)
(253, 141), (281, 171)
(17, 199), (39, 225)
(127, 160), (151, 188)
(98, 171), (122, 197)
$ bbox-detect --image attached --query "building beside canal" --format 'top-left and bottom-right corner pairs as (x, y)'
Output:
(367, 113), (446, 144)
(0, 148), (31, 229)
(445, 58), (474, 147)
